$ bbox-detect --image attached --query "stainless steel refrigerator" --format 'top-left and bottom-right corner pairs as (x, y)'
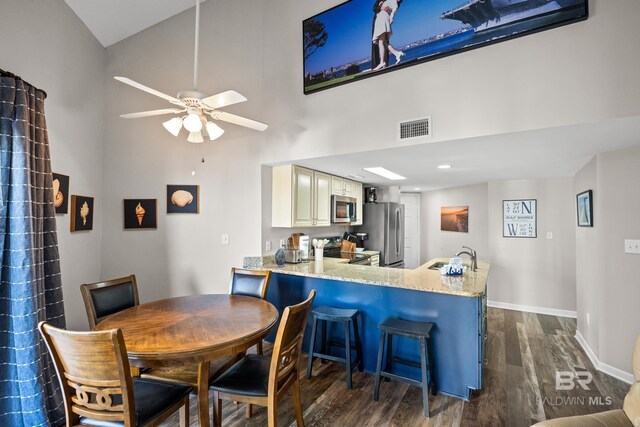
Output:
(356, 202), (404, 268)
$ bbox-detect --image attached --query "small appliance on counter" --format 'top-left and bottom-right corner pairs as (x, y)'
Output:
(355, 232), (368, 249)
(365, 187), (377, 203)
(284, 249), (303, 264)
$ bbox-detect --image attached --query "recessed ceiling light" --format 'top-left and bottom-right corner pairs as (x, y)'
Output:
(438, 164), (452, 169)
(413, 187), (421, 191)
(363, 167), (406, 180)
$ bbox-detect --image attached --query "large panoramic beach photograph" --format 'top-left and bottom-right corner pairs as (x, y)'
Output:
(303, 0), (588, 94)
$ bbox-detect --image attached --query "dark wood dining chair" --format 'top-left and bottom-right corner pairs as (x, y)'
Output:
(229, 268), (272, 354)
(210, 289), (316, 427)
(81, 275), (139, 330)
(38, 321), (191, 427)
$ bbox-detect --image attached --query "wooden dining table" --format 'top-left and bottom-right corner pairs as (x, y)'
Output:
(95, 294), (279, 427)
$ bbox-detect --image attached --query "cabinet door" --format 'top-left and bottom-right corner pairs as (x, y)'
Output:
(343, 179), (355, 196)
(292, 166), (314, 227)
(353, 182), (363, 225)
(314, 172), (332, 226)
(331, 176), (344, 195)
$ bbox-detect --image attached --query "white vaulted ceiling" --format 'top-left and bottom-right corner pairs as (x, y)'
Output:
(64, 0), (207, 47)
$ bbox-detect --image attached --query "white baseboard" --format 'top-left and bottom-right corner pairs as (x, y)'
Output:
(488, 300), (577, 318)
(574, 331), (634, 385)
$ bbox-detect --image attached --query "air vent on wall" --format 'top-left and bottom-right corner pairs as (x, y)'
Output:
(398, 116), (431, 141)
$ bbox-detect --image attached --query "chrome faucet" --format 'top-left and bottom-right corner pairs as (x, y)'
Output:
(456, 246), (477, 272)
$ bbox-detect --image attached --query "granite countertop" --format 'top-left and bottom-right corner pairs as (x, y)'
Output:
(243, 256), (489, 297)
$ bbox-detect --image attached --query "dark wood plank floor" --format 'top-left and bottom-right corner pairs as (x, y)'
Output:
(160, 308), (629, 426)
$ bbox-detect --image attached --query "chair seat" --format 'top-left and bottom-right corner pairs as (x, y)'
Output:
(210, 354), (271, 397)
(532, 409), (632, 427)
(312, 306), (359, 320)
(378, 317), (433, 338)
(78, 378), (191, 427)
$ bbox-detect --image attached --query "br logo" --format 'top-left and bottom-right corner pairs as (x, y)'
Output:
(556, 371), (593, 390)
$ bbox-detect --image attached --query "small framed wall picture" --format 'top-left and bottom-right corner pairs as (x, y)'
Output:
(167, 185), (199, 214)
(576, 190), (593, 227)
(503, 199), (537, 238)
(440, 206), (469, 232)
(52, 173), (69, 214)
(124, 199), (157, 229)
(70, 195), (94, 232)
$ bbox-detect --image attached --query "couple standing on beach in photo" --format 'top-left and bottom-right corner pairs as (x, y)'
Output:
(371, 0), (405, 71)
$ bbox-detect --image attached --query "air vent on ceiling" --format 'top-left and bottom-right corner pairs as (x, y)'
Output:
(398, 116), (431, 141)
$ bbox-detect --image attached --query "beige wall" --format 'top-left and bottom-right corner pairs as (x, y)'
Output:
(488, 179), (576, 311)
(420, 179), (576, 312)
(0, 0), (106, 329)
(420, 183), (490, 265)
(574, 157), (600, 357)
(575, 147), (640, 374)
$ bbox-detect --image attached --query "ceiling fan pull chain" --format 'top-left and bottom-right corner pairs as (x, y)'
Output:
(193, 0), (201, 90)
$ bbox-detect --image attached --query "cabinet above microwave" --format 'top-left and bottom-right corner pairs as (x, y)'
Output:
(271, 165), (363, 227)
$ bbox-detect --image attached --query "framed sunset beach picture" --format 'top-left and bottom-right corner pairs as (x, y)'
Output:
(303, 0), (588, 94)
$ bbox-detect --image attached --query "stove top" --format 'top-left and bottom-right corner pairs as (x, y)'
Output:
(323, 248), (370, 263)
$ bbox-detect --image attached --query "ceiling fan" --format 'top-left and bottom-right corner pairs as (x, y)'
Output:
(115, 0), (268, 143)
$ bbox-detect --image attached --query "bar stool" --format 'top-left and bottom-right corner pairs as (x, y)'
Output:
(307, 306), (363, 389)
(373, 317), (437, 417)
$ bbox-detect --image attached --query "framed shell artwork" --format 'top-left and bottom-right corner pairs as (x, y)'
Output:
(70, 195), (94, 232)
(52, 173), (69, 214)
(167, 185), (199, 214)
(124, 199), (158, 229)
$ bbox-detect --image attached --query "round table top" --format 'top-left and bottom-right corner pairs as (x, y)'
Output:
(95, 294), (279, 362)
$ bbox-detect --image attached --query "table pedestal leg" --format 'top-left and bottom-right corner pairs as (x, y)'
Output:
(197, 361), (210, 427)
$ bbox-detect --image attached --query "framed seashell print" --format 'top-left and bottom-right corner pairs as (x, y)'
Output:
(167, 185), (199, 214)
(70, 195), (94, 231)
(124, 199), (157, 229)
(52, 172), (69, 214)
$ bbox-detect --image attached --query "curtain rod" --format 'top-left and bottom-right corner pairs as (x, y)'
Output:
(0, 68), (48, 98)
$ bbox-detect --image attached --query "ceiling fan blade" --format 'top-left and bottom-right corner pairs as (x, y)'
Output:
(214, 111), (268, 131)
(202, 90), (247, 109)
(120, 108), (184, 119)
(114, 76), (179, 103)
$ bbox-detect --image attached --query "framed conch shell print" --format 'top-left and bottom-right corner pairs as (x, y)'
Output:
(124, 199), (157, 229)
(52, 173), (69, 214)
(70, 195), (94, 231)
(167, 185), (199, 214)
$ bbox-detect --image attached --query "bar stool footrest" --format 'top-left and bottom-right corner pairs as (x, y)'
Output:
(379, 371), (424, 388)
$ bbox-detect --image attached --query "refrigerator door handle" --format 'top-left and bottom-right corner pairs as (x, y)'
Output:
(395, 208), (401, 258)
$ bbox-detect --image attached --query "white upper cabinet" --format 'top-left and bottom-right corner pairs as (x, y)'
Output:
(314, 172), (331, 226)
(331, 176), (356, 196)
(353, 182), (363, 225)
(272, 165), (336, 228)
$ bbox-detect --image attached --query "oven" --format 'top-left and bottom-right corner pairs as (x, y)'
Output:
(331, 195), (357, 224)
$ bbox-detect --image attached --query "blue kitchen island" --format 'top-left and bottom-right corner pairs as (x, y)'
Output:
(243, 256), (489, 400)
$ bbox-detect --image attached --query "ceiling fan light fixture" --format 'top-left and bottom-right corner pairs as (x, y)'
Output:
(183, 113), (203, 132)
(162, 117), (182, 136)
(187, 131), (204, 144)
(205, 122), (224, 140)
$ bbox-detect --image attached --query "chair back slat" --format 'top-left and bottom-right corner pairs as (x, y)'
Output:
(38, 322), (136, 426)
(229, 268), (271, 300)
(269, 290), (316, 391)
(81, 275), (139, 329)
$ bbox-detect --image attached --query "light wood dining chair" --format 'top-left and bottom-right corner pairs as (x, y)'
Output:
(81, 275), (139, 329)
(38, 321), (191, 427)
(210, 289), (316, 427)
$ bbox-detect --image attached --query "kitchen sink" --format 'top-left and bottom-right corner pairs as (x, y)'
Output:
(427, 262), (448, 270)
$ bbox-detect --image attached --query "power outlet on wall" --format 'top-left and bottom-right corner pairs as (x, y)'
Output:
(221, 234), (229, 245)
(624, 239), (640, 254)
(280, 239), (286, 248)
(265, 241), (271, 251)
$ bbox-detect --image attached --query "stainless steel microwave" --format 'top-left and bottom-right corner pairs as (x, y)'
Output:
(331, 195), (357, 223)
